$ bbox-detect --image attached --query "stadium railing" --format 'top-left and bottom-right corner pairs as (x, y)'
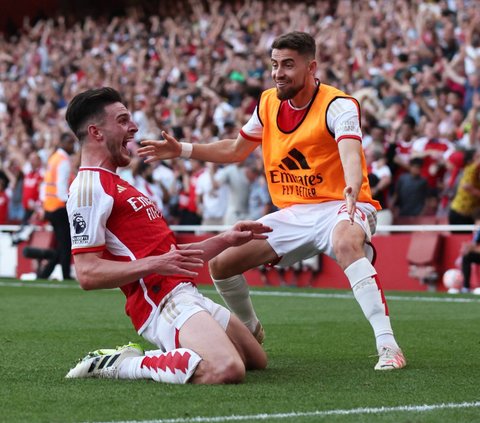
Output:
(0, 223), (477, 291)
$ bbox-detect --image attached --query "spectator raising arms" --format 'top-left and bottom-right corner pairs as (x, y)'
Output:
(2, 0), (480, 224)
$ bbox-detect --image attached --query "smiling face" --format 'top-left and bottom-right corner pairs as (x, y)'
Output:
(271, 48), (316, 104)
(94, 102), (138, 169)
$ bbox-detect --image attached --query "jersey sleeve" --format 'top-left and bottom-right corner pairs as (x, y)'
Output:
(326, 98), (363, 143)
(67, 170), (114, 255)
(239, 106), (263, 141)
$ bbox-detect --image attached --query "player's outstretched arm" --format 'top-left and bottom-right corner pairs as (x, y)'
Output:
(73, 247), (204, 290)
(138, 131), (258, 164)
(178, 220), (272, 262)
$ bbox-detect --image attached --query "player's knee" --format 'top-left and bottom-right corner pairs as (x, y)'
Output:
(222, 357), (246, 383)
(209, 256), (228, 279)
(333, 237), (363, 263)
(191, 355), (246, 384)
(333, 237), (354, 258)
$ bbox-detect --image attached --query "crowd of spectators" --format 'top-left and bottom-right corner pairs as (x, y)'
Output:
(1, 0), (480, 228)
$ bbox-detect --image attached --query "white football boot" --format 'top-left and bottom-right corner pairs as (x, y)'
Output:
(66, 342), (144, 379)
(374, 345), (407, 370)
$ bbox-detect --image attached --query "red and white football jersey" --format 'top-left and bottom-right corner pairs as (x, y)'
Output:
(67, 167), (194, 333)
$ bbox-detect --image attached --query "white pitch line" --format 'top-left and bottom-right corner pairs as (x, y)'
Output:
(1, 281), (480, 303)
(0, 281), (79, 289)
(87, 401), (480, 423)
(244, 289), (480, 304)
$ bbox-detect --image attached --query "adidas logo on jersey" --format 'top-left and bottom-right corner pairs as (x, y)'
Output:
(117, 185), (127, 193)
(279, 148), (311, 170)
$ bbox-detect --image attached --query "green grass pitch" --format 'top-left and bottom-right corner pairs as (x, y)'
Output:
(1, 279), (479, 423)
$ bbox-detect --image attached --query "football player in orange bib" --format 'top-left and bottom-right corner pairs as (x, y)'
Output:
(139, 31), (406, 370)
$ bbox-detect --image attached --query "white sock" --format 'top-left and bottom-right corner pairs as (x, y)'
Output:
(212, 274), (259, 333)
(118, 348), (202, 384)
(344, 258), (399, 353)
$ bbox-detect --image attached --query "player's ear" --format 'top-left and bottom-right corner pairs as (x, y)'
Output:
(308, 60), (317, 75)
(88, 124), (103, 141)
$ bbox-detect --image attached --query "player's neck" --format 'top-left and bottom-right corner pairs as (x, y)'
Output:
(81, 151), (116, 172)
(289, 79), (319, 108)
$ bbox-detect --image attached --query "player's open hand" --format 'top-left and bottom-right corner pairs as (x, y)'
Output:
(343, 186), (357, 224)
(225, 220), (273, 247)
(154, 245), (204, 277)
(137, 131), (181, 163)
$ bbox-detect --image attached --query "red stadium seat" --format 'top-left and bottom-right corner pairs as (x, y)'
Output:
(406, 232), (443, 289)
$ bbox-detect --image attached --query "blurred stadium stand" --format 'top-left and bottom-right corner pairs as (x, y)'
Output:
(0, 0), (142, 35)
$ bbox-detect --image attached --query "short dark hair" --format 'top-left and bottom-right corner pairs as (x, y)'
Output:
(409, 157), (423, 167)
(65, 87), (123, 141)
(60, 132), (74, 143)
(402, 116), (416, 129)
(271, 31), (316, 59)
(59, 131), (74, 146)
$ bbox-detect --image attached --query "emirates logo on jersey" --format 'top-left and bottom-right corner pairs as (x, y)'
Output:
(268, 148), (323, 199)
(127, 195), (163, 221)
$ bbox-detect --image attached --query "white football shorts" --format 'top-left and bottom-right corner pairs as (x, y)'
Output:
(258, 201), (377, 267)
(142, 283), (230, 352)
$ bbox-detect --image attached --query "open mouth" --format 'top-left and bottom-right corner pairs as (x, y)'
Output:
(122, 138), (133, 154)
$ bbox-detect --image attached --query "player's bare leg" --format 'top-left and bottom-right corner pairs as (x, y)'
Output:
(333, 220), (406, 370)
(209, 238), (277, 340)
(224, 313), (267, 370)
(178, 311), (266, 383)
